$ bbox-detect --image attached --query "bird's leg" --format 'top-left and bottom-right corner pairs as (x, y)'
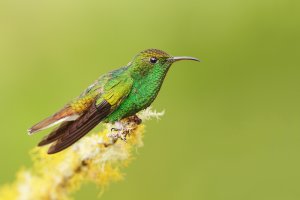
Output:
(122, 115), (142, 138)
(104, 115), (142, 147)
(107, 121), (129, 145)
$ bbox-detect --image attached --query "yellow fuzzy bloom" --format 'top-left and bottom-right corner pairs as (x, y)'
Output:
(0, 108), (164, 200)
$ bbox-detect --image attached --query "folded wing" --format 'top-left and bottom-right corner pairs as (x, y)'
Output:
(35, 75), (133, 154)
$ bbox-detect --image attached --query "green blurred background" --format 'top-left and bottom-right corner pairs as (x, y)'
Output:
(0, 0), (300, 199)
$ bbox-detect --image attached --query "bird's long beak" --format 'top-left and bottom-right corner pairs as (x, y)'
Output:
(168, 56), (201, 62)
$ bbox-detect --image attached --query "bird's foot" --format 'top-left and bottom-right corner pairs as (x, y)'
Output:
(104, 115), (142, 147)
(107, 121), (129, 144)
(107, 131), (127, 142)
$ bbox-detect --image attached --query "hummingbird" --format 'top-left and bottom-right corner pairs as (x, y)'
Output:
(28, 49), (200, 154)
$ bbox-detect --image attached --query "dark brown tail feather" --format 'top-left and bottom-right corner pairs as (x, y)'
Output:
(39, 100), (111, 154)
(38, 121), (72, 146)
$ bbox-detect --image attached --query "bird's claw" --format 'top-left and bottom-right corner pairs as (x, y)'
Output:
(111, 127), (121, 132)
(105, 115), (141, 147)
(120, 134), (127, 142)
(107, 131), (128, 143)
(108, 122), (128, 144)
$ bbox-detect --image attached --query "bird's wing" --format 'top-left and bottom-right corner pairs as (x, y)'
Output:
(28, 90), (99, 135)
(38, 75), (133, 154)
(28, 66), (128, 135)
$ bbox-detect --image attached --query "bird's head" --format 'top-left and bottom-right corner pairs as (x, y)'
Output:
(128, 48), (200, 78)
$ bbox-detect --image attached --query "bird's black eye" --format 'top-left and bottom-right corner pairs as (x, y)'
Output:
(149, 57), (158, 64)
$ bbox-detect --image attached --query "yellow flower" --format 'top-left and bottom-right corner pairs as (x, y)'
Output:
(0, 108), (163, 200)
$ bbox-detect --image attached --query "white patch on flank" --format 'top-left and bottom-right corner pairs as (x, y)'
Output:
(27, 115), (80, 135)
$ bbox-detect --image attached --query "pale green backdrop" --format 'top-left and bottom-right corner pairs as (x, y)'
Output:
(0, 0), (300, 199)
